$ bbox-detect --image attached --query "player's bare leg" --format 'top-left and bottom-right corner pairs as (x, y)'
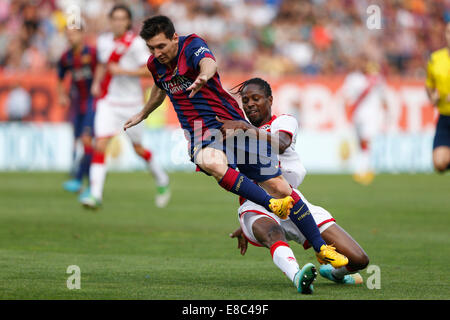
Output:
(249, 217), (316, 294)
(318, 224), (369, 284)
(432, 146), (450, 173)
(132, 143), (171, 208)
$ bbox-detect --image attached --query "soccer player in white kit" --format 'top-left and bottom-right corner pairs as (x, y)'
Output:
(80, 4), (170, 209)
(222, 78), (369, 293)
(341, 58), (388, 185)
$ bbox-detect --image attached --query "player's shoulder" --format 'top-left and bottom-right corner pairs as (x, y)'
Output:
(271, 114), (299, 133)
(273, 114), (297, 124)
(96, 32), (114, 48)
(97, 32), (113, 42)
(182, 33), (208, 49)
(429, 48), (449, 62)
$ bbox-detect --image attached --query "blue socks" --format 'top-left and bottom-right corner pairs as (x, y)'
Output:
(289, 190), (326, 252)
(218, 168), (272, 211)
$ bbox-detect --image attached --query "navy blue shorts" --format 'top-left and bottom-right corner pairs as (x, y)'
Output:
(191, 130), (282, 183)
(433, 114), (450, 149)
(71, 98), (95, 139)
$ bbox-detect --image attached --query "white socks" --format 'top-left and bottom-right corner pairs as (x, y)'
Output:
(148, 158), (169, 187)
(90, 162), (107, 201)
(270, 241), (300, 282)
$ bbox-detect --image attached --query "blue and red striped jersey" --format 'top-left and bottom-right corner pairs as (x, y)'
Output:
(58, 45), (96, 114)
(147, 34), (246, 142)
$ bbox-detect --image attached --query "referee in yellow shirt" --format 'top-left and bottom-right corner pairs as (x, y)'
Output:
(426, 22), (450, 173)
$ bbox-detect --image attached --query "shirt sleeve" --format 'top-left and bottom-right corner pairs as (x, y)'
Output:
(97, 35), (110, 64)
(271, 115), (298, 139)
(184, 36), (216, 70)
(132, 37), (151, 66)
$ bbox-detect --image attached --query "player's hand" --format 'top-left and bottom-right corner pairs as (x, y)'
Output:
(430, 90), (440, 106)
(91, 82), (101, 98)
(216, 116), (253, 138)
(229, 227), (248, 256)
(108, 63), (124, 76)
(186, 74), (208, 98)
(124, 112), (145, 131)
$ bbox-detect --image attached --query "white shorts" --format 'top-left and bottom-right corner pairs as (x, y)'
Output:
(353, 104), (384, 141)
(94, 98), (144, 143)
(237, 189), (335, 249)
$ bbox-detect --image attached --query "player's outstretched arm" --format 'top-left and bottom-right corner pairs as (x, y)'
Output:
(123, 85), (166, 130)
(186, 57), (217, 98)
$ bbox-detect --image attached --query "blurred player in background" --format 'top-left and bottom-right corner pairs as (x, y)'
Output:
(341, 57), (388, 185)
(57, 23), (96, 195)
(426, 22), (450, 173)
(124, 15), (349, 267)
(227, 78), (368, 292)
(80, 4), (170, 209)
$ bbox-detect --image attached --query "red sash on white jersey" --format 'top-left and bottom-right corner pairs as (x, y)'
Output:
(99, 31), (136, 99)
(347, 75), (380, 121)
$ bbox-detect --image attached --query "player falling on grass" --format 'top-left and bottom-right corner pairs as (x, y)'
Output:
(57, 24), (96, 195)
(426, 22), (450, 173)
(227, 78), (369, 293)
(80, 5), (170, 209)
(123, 15), (348, 267)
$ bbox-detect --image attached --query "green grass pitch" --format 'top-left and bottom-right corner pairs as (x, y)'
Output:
(0, 171), (448, 299)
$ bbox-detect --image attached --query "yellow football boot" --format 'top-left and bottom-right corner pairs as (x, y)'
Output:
(269, 196), (294, 219)
(316, 244), (349, 268)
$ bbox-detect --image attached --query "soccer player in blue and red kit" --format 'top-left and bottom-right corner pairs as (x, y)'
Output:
(58, 25), (96, 195)
(124, 15), (347, 267)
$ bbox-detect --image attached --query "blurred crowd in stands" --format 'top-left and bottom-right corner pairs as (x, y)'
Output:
(0, 0), (448, 78)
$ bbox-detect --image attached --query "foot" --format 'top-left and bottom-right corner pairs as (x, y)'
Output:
(155, 185), (171, 208)
(319, 264), (363, 284)
(352, 171), (375, 186)
(293, 263), (317, 294)
(79, 192), (101, 210)
(78, 187), (91, 201)
(316, 244), (349, 268)
(269, 196), (294, 219)
(63, 179), (82, 193)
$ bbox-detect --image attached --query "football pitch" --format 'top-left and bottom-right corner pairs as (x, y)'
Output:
(0, 171), (448, 300)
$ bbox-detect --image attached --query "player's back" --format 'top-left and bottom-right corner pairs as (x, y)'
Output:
(58, 45), (96, 113)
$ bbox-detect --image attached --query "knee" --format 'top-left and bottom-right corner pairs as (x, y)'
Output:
(196, 149), (228, 180)
(93, 138), (108, 153)
(81, 135), (92, 148)
(433, 160), (448, 173)
(349, 252), (369, 271)
(263, 176), (291, 198)
(262, 224), (286, 248)
(433, 149), (450, 173)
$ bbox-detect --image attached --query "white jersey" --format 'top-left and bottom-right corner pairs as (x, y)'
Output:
(97, 32), (150, 105)
(341, 71), (387, 139)
(341, 71), (386, 113)
(238, 114), (335, 249)
(260, 114), (307, 188)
